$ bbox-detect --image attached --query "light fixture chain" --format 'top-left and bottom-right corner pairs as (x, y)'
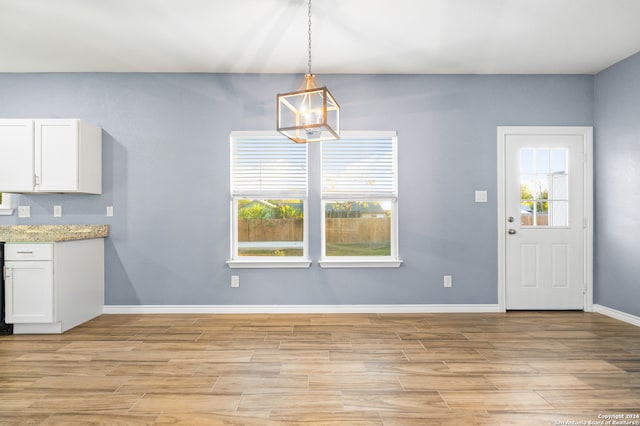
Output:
(307, 0), (312, 75)
(276, 0), (339, 143)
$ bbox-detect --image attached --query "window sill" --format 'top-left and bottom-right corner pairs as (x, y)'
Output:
(0, 208), (15, 216)
(227, 259), (312, 269)
(319, 259), (403, 268)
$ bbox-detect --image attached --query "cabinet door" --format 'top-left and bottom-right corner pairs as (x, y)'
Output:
(4, 261), (54, 323)
(0, 120), (35, 192)
(35, 120), (79, 192)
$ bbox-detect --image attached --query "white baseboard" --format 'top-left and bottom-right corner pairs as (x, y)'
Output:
(593, 304), (640, 327)
(102, 304), (502, 315)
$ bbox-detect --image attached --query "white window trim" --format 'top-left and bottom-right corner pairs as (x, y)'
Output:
(227, 259), (312, 269)
(227, 131), (311, 269)
(319, 259), (403, 268)
(320, 131), (402, 268)
(0, 193), (14, 215)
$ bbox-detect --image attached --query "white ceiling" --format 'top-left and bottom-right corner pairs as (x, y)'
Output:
(1, 0), (640, 75)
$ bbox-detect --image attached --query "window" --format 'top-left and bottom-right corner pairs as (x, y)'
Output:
(227, 131), (310, 268)
(520, 148), (569, 227)
(0, 193), (13, 215)
(320, 131), (402, 268)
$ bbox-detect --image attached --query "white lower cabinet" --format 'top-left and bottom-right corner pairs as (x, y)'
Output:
(5, 260), (54, 323)
(3, 239), (104, 334)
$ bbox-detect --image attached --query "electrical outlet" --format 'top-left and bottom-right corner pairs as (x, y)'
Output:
(444, 275), (452, 288)
(53, 205), (62, 217)
(231, 275), (240, 288)
(106, 206), (113, 217)
(18, 205), (30, 218)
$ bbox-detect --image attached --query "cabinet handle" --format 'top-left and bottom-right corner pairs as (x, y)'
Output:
(16, 251), (34, 254)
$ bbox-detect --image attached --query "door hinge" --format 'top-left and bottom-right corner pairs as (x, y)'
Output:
(34, 174), (40, 187)
(3, 266), (9, 281)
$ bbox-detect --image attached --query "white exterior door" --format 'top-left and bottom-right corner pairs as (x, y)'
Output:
(498, 127), (592, 310)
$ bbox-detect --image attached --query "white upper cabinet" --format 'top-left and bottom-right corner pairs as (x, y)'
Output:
(0, 119), (102, 194)
(0, 120), (35, 192)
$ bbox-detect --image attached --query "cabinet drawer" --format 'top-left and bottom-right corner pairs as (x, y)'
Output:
(5, 243), (53, 261)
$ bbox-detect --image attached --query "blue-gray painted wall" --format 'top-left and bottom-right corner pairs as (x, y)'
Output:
(0, 73), (595, 306)
(594, 53), (640, 318)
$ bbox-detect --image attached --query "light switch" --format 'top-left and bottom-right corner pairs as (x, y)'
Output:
(106, 206), (113, 217)
(18, 205), (30, 218)
(444, 275), (452, 288)
(475, 190), (488, 203)
(53, 205), (62, 217)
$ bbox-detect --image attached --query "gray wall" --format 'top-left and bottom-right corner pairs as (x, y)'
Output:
(0, 73), (593, 306)
(594, 52), (640, 317)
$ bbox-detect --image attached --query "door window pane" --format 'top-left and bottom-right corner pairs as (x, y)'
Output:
(520, 175), (537, 197)
(520, 148), (569, 227)
(520, 149), (534, 174)
(551, 173), (568, 199)
(551, 149), (567, 173)
(535, 148), (550, 173)
(549, 201), (569, 227)
(521, 201), (534, 226)
(534, 199), (549, 226)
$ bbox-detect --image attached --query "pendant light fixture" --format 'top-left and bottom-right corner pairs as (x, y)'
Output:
(277, 0), (340, 143)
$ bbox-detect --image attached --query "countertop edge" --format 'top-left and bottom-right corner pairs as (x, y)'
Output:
(0, 225), (109, 243)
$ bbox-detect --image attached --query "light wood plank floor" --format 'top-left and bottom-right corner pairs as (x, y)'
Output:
(1, 312), (639, 425)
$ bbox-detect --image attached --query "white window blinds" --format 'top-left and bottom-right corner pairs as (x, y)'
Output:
(231, 132), (308, 198)
(321, 132), (397, 199)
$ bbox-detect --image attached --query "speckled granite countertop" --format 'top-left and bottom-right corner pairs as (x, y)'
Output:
(0, 225), (109, 242)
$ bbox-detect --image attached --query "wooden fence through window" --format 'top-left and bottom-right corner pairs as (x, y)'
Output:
(238, 218), (390, 243)
(325, 217), (390, 243)
(520, 215), (549, 226)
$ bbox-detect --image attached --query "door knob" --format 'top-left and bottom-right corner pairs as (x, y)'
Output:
(508, 216), (515, 223)
(508, 229), (517, 235)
